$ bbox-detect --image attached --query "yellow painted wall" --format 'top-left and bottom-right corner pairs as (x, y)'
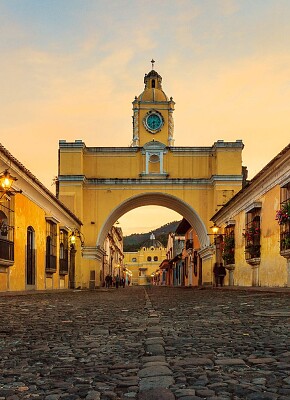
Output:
(60, 145), (243, 181)
(9, 194), (47, 291)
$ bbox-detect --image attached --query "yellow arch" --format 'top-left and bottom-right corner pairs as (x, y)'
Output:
(97, 192), (210, 248)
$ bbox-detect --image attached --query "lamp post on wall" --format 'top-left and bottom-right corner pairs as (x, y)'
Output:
(209, 224), (224, 264)
(0, 169), (22, 199)
(69, 229), (85, 289)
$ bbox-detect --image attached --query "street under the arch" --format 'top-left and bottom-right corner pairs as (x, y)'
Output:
(0, 287), (289, 400)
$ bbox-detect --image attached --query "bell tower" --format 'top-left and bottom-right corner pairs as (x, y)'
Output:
(131, 61), (175, 147)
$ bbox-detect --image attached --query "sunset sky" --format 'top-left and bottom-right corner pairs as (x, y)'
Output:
(1, 0), (290, 234)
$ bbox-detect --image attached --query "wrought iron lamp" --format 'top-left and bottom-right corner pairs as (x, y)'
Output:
(0, 169), (22, 199)
(208, 224), (224, 244)
(69, 229), (85, 247)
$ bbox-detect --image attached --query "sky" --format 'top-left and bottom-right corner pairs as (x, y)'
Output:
(1, 0), (290, 235)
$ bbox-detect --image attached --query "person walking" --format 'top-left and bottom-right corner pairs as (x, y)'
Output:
(218, 263), (226, 287)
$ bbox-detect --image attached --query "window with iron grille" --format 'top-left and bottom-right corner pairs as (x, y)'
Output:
(244, 210), (261, 260)
(46, 220), (57, 272)
(279, 182), (290, 252)
(59, 229), (69, 274)
(222, 225), (235, 265)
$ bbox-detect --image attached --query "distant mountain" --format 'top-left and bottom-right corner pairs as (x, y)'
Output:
(123, 220), (181, 252)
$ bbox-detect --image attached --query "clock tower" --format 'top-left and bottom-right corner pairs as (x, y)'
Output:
(131, 63), (175, 147)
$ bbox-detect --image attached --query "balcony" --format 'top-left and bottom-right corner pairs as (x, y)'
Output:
(59, 258), (69, 274)
(0, 238), (14, 266)
(46, 255), (57, 273)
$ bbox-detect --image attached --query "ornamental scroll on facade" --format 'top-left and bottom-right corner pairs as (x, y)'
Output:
(168, 109), (175, 146)
(132, 109), (139, 146)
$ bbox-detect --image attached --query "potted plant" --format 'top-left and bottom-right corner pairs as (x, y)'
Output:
(243, 225), (261, 260)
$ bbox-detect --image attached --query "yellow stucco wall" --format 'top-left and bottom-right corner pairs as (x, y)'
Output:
(9, 194), (47, 291)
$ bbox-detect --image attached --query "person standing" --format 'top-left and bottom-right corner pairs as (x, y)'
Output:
(218, 263), (226, 287)
(105, 274), (110, 288)
(213, 262), (219, 287)
(115, 274), (120, 289)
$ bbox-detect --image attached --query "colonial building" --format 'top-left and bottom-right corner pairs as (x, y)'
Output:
(0, 144), (82, 291)
(102, 225), (124, 285)
(124, 234), (167, 285)
(211, 144), (290, 287)
(58, 65), (244, 288)
(157, 219), (202, 287)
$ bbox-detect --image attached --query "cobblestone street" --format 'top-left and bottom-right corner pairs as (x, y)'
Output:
(0, 287), (289, 400)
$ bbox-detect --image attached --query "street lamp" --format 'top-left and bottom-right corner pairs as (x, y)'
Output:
(211, 223), (220, 235)
(69, 229), (85, 247)
(0, 169), (22, 199)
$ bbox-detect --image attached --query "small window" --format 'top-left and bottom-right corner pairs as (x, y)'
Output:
(147, 256), (152, 261)
(154, 256), (158, 261)
(132, 257), (137, 262)
(152, 79), (155, 88)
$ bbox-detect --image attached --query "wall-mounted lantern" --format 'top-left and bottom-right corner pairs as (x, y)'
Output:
(69, 229), (85, 247)
(0, 169), (22, 199)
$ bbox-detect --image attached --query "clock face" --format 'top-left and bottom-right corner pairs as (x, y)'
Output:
(144, 112), (163, 133)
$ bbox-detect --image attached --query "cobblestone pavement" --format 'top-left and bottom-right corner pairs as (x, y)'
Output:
(0, 287), (289, 400)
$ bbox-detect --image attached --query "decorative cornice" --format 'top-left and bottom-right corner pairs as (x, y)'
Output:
(58, 175), (242, 186)
(198, 245), (215, 260)
(244, 202), (262, 214)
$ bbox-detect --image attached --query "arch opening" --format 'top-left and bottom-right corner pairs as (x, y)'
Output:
(97, 192), (210, 249)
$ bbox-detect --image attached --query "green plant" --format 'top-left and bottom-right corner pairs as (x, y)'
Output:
(245, 244), (261, 259)
(222, 234), (235, 265)
(281, 235), (290, 251)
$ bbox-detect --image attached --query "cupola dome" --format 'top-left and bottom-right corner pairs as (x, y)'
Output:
(141, 233), (164, 249)
(138, 69), (168, 102)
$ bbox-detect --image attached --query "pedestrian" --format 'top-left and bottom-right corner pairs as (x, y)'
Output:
(115, 274), (120, 289)
(218, 263), (226, 287)
(105, 274), (109, 288)
(128, 279), (131, 286)
(121, 277), (125, 288)
(213, 262), (219, 287)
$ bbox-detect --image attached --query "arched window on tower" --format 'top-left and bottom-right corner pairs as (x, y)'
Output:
(152, 79), (155, 88)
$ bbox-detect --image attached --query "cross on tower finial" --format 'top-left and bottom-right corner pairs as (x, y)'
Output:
(151, 59), (155, 70)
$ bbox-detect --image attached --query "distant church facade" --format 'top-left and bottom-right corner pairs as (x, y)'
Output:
(58, 66), (244, 288)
